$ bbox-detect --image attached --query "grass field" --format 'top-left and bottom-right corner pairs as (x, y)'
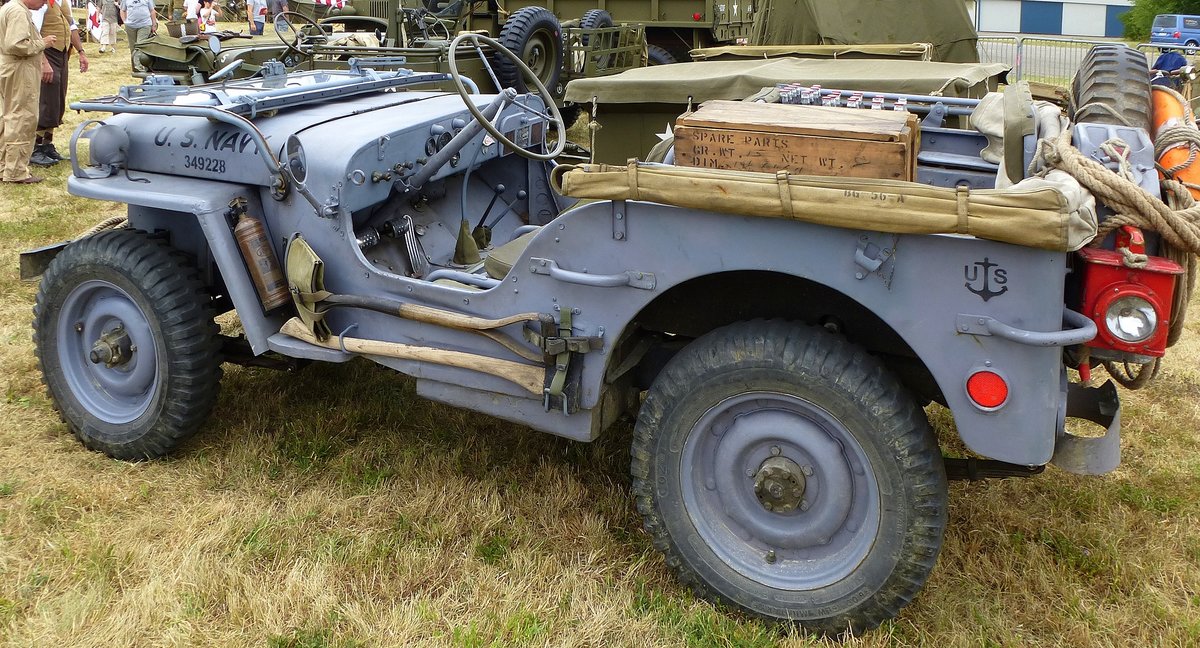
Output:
(1, 28), (1200, 648)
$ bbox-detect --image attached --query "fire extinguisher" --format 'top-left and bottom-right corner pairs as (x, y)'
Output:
(230, 197), (291, 311)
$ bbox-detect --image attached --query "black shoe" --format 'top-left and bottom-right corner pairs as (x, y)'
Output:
(43, 142), (66, 162)
(29, 149), (58, 167)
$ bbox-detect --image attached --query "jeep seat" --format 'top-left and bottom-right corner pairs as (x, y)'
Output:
(483, 229), (540, 279)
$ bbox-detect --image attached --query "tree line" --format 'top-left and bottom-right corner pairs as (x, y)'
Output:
(1123, 0), (1200, 39)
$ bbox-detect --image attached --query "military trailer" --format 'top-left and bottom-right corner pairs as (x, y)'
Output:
(26, 42), (1194, 634)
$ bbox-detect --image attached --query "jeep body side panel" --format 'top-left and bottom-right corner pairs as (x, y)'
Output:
(280, 193), (1066, 464)
(529, 201), (1067, 465)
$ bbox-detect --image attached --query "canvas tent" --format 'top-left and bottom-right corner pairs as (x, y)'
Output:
(751, 0), (980, 63)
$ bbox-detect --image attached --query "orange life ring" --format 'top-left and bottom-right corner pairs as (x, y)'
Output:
(1151, 85), (1200, 198)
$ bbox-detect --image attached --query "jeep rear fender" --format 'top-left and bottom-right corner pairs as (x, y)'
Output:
(536, 200), (1069, 466)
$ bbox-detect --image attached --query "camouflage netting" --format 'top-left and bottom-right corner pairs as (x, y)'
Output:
(750, 0), (980, 64)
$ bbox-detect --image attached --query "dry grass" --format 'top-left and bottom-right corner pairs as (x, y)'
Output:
(1, 28), (1200, 648)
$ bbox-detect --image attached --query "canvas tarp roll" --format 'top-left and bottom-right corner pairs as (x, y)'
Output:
(550, 163), (1097, 252)
(689, 43), (934, 62)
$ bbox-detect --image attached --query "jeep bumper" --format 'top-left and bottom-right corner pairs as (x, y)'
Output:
(1051, 380), (1121, 475)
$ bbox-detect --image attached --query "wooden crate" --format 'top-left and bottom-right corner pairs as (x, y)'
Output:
(674, 100), (919, 181)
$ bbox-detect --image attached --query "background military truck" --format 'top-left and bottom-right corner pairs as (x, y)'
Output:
(25, 39), (1192, 635)
(497, 0), (755, 64)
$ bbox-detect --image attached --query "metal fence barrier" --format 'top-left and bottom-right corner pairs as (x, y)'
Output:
(977, 36), (1019, 76)
(1135, 42), (1193, 61)
(978, 36), (1173, 86)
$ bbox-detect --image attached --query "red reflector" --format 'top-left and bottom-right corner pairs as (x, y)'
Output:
(967, 371), (1008, 409)
(693, 12), (703, 20)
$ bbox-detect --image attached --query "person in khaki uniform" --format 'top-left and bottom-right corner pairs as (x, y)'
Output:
(0, 0), (56, 183)
(31, 0), (87, 166)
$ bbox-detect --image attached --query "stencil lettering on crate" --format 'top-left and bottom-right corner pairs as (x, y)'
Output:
(678, 127), (905, 179)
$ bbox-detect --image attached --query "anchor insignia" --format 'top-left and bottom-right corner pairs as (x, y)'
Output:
(964, 257), (1008, 301)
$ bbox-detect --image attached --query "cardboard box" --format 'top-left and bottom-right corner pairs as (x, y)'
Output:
(674, 100), (919, 181)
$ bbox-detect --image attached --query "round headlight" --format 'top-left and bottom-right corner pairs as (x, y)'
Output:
(1104, 295), (1158, 343)
(285, 134), (307, 184)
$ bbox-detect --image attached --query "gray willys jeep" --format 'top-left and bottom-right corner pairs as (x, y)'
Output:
(28, 41), (1186, 634)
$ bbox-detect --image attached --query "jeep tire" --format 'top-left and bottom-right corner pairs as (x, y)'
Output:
(1070, 44), (1151, 128)
(646, 43), (677, 65)
(631, 321), (948, 635)
(33, 229), (222, 460)
(494, 6), (563, 96)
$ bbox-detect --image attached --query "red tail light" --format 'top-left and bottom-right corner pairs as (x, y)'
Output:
(1075, 227), (1183, 356)
(966, 370), (1009, 409)
(1175, 31), (1182, 38)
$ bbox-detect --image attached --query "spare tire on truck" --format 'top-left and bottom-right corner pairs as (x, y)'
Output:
(494, 6), (563, 95)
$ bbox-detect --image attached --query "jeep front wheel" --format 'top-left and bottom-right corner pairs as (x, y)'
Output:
(631, 321), (948, 635)
(33, 229), (222, 460)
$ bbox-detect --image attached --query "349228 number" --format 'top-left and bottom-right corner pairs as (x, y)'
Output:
(183, 155), (226, 174)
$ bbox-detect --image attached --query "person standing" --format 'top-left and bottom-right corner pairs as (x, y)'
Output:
(182, 0), (198, 30)
(30, 0), (87, 166)
(0, 0), (55, 183)
(98, 0), (118, 52)
(120, 0), (155, 48)
(195, 0), (217, 32)
(266, 0), (286, 31)
(246, 0), (264, 35)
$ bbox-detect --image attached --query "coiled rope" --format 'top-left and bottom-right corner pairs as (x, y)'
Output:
(77, 215), (127, 239)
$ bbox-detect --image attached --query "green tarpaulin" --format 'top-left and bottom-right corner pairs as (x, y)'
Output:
(563, 58), (1008, 104)
(750, 0), (979, 63)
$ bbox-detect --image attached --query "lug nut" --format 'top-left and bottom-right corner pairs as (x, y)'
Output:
(800, 500), (810, 511)
(802, 465), (814, 476)
(74, 322), (83, 333)
(765, 550), (776, 564)
(770, 446), (781, 456)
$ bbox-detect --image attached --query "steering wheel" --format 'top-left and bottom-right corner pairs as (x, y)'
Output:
(274, 11), (329, 57)
(448, 32), (565, 161)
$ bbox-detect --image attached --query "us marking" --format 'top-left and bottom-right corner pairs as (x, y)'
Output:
(964, 257), (1008, 301)
(152, 127), (261, 154)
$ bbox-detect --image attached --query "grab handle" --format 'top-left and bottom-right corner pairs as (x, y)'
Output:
(955, 308), (1096, 347)
(529, 258), (656, 290)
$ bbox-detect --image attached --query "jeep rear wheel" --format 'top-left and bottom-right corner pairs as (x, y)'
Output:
(33, 229), (222, 460)
(631, 321), (947, 635)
